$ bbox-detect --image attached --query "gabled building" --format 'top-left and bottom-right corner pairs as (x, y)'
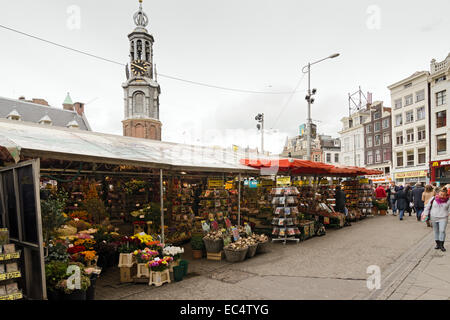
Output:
(0, 93), (91, 131)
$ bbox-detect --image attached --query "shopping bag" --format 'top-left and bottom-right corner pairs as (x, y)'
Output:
(420, 211), (429, 222)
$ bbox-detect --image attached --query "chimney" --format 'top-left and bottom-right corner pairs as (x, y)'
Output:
(32, 98), (49, 106)
(74, 102), (85, 116)
(18, 96), (26, 100)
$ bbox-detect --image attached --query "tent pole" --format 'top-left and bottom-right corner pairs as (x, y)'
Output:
(238, 173), (241, 226)
(160, 169), (165, 244)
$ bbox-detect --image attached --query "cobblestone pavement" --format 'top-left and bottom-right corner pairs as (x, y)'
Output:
(96, 214), (434, 300)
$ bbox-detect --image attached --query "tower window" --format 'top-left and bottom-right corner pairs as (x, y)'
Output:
(137, 40), (142, 59)
(133, 92), (145, 114)
(145, 41), (150, 61)
(130, 41), (135, 60)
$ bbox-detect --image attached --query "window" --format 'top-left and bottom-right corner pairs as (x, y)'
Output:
(417, 126), (426, 141)
(396, 152), (404, 167)
(406, 110), (414, 123)
(382, 118), (389, 129)
(405, 94), (413, 106)
(334, 153), (339, 163)
(344, 156), (350, 165)
(437, 134), (447, 155)
(417, 106), (425, 120)
(407, 150), (414, 166)
(326, 153), (331, 163)
(374, 122), (381, 132)
(366, 124), (372, 133)
(436, 76), (447, 83)
(406, 128), (414, 143)
(133, 92), (145, 114)
(313, 154), (321, 162)
(355, 154), (361, 167)
(436, 110), (447, 128)
(404, 83), (412, 88)
(394, 99), (402, 109)
(383, 132), (390, 144)
(367, 151), (373, 164)
(344, 137), (350, 152)
(374, 112), (381, 120)
(395, 114), (403, 126)
(366, 136), (373, 148)
(436, 90), (446, 106)
(383, 149), (391, 162)
(354, 134), (360, 149)
(396, 131), (403, 145)
(418, 148), (426, 164)
(375, 150), (381, 163)
(416, 90), (425, 102)
(375, 134), (381, 146)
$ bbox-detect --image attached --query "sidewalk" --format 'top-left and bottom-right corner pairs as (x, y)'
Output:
(388, 239), (450, 300)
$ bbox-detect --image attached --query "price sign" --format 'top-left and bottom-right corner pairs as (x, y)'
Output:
(0, 292), (22, 301)
(261, 180), (273, 187)
(276, 176), (291, 186)
(225, 181), (234, 190)
(208, 179), (224, 189)
(249, 180), (258, 189)
(359, 178), (369, 184)
(0, 252), (20, 261)
(320, 179), (329, 185)
(323, 217), (330, 225)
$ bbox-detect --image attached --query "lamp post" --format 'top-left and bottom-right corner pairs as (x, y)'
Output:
(255, 113), (264, 155)
(302, 53), (340, 161)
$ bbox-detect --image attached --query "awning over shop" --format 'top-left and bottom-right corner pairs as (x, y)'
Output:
(0, 119), (257, 174)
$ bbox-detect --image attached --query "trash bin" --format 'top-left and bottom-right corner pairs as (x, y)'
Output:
(179, 259), (189, 276)
(173, 265), (184, 282)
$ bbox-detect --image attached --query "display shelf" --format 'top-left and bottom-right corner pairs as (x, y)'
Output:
(198, 189), (230, 224)
(0, 292), (23, 301)
(270, 187), (300, 244)
(342, 179), (373, 220)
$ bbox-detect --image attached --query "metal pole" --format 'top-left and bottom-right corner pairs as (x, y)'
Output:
(306, 63), (312, 161)
(160, 169), (165, 244)
(261, 114), (264, 155)
(238, 173), (241, 226)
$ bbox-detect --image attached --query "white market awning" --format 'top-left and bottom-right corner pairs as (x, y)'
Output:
(0, 119), (257, 174)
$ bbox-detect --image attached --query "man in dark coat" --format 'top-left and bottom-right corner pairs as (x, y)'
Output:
(412, 182), (425, 221)
(335, 186), (346, 213)
(396, 186), (408, 220)
(386, 182), (400, 215)
(405, 184), (413, 216)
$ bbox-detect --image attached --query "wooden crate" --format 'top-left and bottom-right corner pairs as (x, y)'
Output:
(207, 251), (224, 261)
(118, 253), (135, 267)
(120, 265), (135, 283)
(149, 270), (171, 287)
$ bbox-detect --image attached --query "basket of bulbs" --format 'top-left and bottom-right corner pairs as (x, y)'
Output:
(223, 239), (249, 262)
(250, 233), (269, 254)
(203, 230), (224, 253)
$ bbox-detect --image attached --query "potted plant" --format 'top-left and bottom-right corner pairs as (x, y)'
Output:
(84, 267), (101, 300)
(190, 235), (204, 259)
(55, 262), (91, 300)
(133, 248), (159, 278)
(45, 260), (69, 301)
(147, 256), (173, 286)
(378, 202), (388, 215)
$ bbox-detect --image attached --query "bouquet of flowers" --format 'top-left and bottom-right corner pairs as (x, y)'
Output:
(146, 256), (173, 272)
(117, 236), (142, 253)
(133, 248), (159, 263)
(162, 246), (184, 261)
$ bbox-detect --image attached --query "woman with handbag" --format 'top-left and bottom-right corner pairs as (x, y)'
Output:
(422, 185), (436, 228)
(422, 187), (450, 252)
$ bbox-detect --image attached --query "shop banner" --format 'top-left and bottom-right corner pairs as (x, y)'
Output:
(208, 179), (224, 189)
(261, 179), (274, 187)
(276, 176), (291, 186)
(394, 170), (427, 179)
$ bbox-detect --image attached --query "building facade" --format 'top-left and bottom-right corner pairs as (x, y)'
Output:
(0, 93), (91, 130)
(319, 135), (341, 165)
(429, 54), (450, 185)
(122, 0), (162, 140)
(339, 108), (371, 167)
(388, 71), (430, 184)
(363, 101), (392, 175)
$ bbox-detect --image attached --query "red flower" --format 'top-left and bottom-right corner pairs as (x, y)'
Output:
(67, 245), (86, 254)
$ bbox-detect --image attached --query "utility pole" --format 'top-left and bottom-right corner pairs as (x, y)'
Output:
(255, 113), (264, 155)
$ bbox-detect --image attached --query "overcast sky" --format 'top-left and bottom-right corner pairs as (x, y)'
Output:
(0, 0), (449, 154)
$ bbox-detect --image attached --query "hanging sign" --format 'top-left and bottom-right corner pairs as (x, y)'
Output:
(359, 178), (369, 184)
(276, 176), (291, 186)
(225, 181), (234, 190)
(249, 180), (258, 189)
(231, 227), (240, 241)
(323, 217), (330, 225)
(261, 180), (273, 187)
(208, 179), (224, 189)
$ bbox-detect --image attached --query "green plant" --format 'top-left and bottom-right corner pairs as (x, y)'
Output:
(45, 241), (70, 263)
(190, 235), (204, 250)
(45, 260), (69, 292)
(41, 191), (69, 248)
(55, 262), (91, 294)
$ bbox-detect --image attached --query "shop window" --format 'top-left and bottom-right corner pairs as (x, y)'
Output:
(396, 131), (403, 145)
(417, 106), (425, 120)
(436, 110), (446, 128)
(417, 126), (426, 141)
(436, 90), (446, 106)
(406, 129), (414, 143)
(416, 89), (425, 102)
(407, 150), (414, 166)
(418, 148), (426, 164)
(396, 152), (404, 167)
(437, 134), (447, 155)
(405, 94), (413, 106)
(406, 110), (414, 123)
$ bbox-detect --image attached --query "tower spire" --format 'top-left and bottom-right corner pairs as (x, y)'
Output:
(134, 0), (149, 28)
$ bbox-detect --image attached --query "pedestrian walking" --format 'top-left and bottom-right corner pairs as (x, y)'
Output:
(335, 186), (351, 226)
(387, 181), (399, 216)
(412, 182), (425, 221)
(375, 184), (387, 199)
(405, 184), (413, 216)
(423, 187), (450, 252)
(396, 186), (408, 221)
(422, 185), (436, 228)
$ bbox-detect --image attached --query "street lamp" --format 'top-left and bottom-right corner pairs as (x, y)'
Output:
(255, 113), (264, 155)
(302, 53), (340, 161)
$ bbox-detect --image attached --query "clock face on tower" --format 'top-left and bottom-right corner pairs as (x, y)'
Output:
(131, 60), (149, 76)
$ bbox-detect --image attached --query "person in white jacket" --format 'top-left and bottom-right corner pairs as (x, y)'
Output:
(423, 187), (450, 252)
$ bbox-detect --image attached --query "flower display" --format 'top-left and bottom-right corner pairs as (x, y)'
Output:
(74, 239), (96, 250)
(162, 246), (184, 260)
(80, 250), (97, 262)
(146, 256), (173, 272)
(131, 233), (154, 244)
(67, 245), (86, 255)
(133, 248), (159, 263)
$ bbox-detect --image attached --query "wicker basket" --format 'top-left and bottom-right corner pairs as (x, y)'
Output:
(203, 238), (224, 253)
(224, 246), (248, 263)
(246, 244), (257, 258)
(256, 240), (269, 254)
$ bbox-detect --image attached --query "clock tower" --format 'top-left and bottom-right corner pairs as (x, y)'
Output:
(122, 0), (162, 140)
